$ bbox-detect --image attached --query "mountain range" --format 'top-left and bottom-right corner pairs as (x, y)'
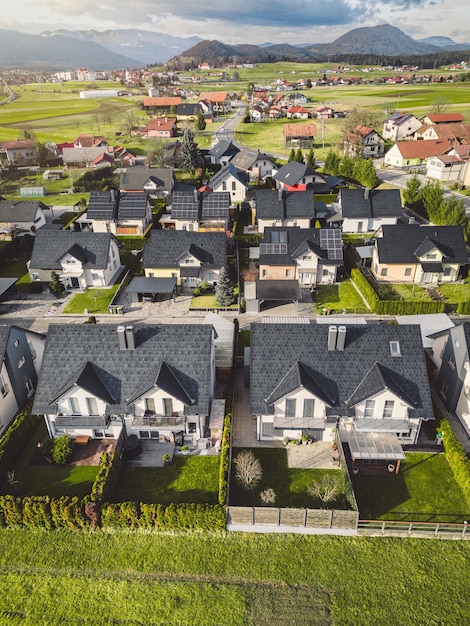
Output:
(0, 24), (469, 71)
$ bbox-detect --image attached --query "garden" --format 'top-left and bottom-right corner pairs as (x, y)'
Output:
(312, 279), (368, 314)
(61, 284), (120, 314)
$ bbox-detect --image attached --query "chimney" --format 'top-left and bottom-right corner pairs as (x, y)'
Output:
(328, 325), (338, 351)
(364, 188), (369, 199)
(125, 325), (136, 351)
(277, 187), (283, 202)
(193, 188), (198, 202)
(336, 325), (347, 351)
(117, 325), (127, 350)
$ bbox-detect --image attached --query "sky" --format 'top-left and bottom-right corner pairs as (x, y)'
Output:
(0, 0), (469, 45)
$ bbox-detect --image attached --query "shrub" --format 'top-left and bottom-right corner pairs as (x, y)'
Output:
(218, 414), (232, 505)
(0, 404), (41, 477)
(441, 419), (470, 506)
(52, 435), (73, 465)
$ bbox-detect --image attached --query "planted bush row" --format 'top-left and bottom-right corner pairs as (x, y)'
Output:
(441, 419), (470, 506)
(350, 268), (446, 315)
(218, 414), (232, 506)
(100, 502), (226, 530)
(89, 451), (122, 505)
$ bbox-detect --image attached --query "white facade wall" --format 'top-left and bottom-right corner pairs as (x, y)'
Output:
(0, 363), (19, 433)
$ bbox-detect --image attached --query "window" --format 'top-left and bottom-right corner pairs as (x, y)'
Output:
(426, 253), (437, 260)
(262, 421), (274, 437)
(231, 181), (236, 191)
(380, 267), (388, 277)
(448, 355), (456, 370)
(18, 356), (26, 368)
(222, 181), (227, 191)
(145, 398), (156, 414)
(404, 267), (412, 277)
(0, 374), (9, 398)
(163, 398), (173, 416)
(69, 397), (80, 415)
(364, 400), (375, 418)
(390, 341), (401, 356)
(285, 269), (292, 278)
(93, 429), (105, 439)
(262, 269), (268, 277)
(86, 397), (98, 415)
(188, 422), (197, 434)
(383, 400), (394, 418)
(303, 398), (314, 418)
(440, 380), (448, 400)
(25, 379), (34, 398)
(285, 399), (296, 417)
(444, 267), (451, 277)
(322, 269), (329, 277)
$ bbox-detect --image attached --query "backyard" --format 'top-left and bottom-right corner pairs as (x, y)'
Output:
(230, 447), (348, 509)
(353, 451), (470, 523)
(313, 279), (368, 314)
(61, 284), (120, 314)
(375, 282), (433, 301)
(113, 455), (220, 505)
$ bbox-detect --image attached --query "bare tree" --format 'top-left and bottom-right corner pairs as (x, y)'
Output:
(234, 450), (262, 491)
(307, 475), (341, 506)
(145, 138), (171, 167)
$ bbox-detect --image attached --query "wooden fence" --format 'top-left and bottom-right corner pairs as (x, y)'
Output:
(227, 506), (358, 533)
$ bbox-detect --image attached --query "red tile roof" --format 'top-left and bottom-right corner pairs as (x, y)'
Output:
(143, 97), (182, 107)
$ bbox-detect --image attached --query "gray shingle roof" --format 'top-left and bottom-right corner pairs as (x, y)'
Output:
(230, 148), (274, 171)
(377, 225), (468, 264)
(208, 140), (239, 160)
(119, 166), (174, 193)
(29, 231), (115, 271)
(259, 227), (343, 266)
(142, 231), (226, 269)
(272, 161), (315, 186)
(254, 189), (315, 220)
(0, 200), (47, 222)
(33, 324), (214, 416)
(339, 188), (402, 219)
(209, 163), (250, 191)
(250, 323), (433, 419)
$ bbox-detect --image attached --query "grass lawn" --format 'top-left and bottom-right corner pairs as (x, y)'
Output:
(230, 447), (346, 509)
(61, 285), (119, 314)
(313, 279), (368, 314)
(353, 452), (470, 523)
(376, 282), (433, 301)
(439, 282), (470, 304)
(113, 455), (220, 505)
(190, 294), (237, 309)
(3, 423), (98, 499)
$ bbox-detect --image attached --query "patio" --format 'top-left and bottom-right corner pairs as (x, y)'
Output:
(69, 439), (116, 466)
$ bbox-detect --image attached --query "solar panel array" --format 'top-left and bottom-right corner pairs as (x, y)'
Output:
(202, 193), (230, 218)
(171, 193), (199, 220)
(118, 193), (148, 218)
(87, 191), (116, 220)
(259, 243), (288, 255)
(320, 229), (343, 260)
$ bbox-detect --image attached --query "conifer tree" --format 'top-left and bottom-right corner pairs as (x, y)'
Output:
(215, 267), (234, 307)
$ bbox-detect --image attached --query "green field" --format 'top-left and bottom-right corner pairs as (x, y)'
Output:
(0, 529), (469, 624)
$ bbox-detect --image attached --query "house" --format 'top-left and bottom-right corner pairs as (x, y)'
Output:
(74, 134), (108, 149)
(28, 230), (122, 290)
(286, 106), (310, 120)
(168, 187), (200, 231)
(344, 126), (385, 158)
(257, 226), (343, 286)
(283, 123), (316, 148)
(208, 140), (240, 166)
(176, 103), (202, 121)
(430, 322), (470, 435)
(371, 224), (468, 284)
(208, 163), (250, 203)
(0, 324), (46, 434)
(92, 152), (115, 168)
(272, 161), (317, 192)
(120, 166), (175, 198)
(62, 146), (115, 168)
(0, 199), (47, 237)
(200, 191), (231, 233)
(416, 122), (470, 144)
(33, 323), (215, 442)
(384, 140), (448, 169)
(198, 92), (232, 114)
(314, 106), (334, 119)
(426, 149), (470, 183)
(0, 140), (37, 166)
(87, 190), (152, 236)
(250, 322), (434, 465)
(382, 113), (421, 142)
(252, 189), (316, 233)
(142, 230), (227, 289)
(144, 118), (177, 138)
(142, 97), (182, 113)
(420, 113), (465, 126)
(332, 188), (402, 233)
(230, 148), (276, 181)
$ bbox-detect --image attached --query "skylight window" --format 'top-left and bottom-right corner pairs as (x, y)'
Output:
(390, 341), (401, 357)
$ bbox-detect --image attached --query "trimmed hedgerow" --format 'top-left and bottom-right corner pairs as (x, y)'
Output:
(218, 414), (232, 506)
(440, 419), (470, 507)
(99, 502), (226, 530)
(0, 404), (42, 477)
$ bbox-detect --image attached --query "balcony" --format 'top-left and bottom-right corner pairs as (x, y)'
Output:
(132, 414), (185, 428)
(55, 414), (111, 428)
(274, 416), (325, 430)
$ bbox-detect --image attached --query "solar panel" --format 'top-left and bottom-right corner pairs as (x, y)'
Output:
(320, 229), (343, 260)
(202, 207), (229, 218)
(259, 243), (288, 255)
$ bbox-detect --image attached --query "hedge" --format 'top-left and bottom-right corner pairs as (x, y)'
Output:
(100, 502), (226, 530)
(89, 451), (122, 505)
(218, 414), (232, 506)
(457, 301), (470, 315)
(0, 496), (89, 529)
(351, 268), (446, 315)
(440, 419), (470, 507)
(0, 404), (42, 477)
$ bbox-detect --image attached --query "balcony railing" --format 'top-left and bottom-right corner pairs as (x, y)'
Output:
(132, 415), (185, 428)
(55, 414), (111, 428)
